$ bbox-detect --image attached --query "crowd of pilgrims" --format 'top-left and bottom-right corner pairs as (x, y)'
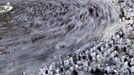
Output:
(23, 0), (134, 75)
(37, 22), (134, 75)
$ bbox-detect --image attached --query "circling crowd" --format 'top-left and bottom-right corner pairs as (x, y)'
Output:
(13, 0), (133, 75)
(37, 0), (134, 75)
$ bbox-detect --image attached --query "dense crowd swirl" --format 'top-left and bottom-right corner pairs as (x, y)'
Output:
(36, 0), (134, 75)
(0, 0), (133, 75)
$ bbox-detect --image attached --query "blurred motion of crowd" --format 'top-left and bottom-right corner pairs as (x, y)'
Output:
(36, 0), (134, 75)
(0, 0), (133, 75)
